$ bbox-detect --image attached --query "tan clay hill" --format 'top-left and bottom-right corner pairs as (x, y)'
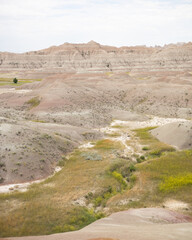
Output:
(0, 41), (192, 72)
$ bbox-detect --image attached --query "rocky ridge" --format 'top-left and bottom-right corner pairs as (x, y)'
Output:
(0, 41), (192, 72)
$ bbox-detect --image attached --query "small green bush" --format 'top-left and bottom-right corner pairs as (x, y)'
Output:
(88, 186), (114, 207)
(142, 146), (149, 151)
(137, 155), (145, 163)
(129, 164), (136, 172)
(112, 171), (127, 188)
(94, 196), (103, 207)
(13, 78), (18, 84)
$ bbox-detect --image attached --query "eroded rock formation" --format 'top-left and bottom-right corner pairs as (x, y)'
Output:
(0, 41), (192, 72)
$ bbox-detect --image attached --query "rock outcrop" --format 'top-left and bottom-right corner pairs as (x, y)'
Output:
(0, 41), (192, 72)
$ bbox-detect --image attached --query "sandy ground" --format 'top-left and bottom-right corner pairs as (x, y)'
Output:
(7, 208), (192, 240)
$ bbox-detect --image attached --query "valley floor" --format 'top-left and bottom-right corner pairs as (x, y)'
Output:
(0, 71), (192, 239)
(0, 116), (192, 239)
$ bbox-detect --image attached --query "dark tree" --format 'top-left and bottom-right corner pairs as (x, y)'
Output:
(13, 78), (18, 84)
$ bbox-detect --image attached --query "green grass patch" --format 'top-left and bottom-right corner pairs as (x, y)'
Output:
(134, 127), (175, 157)
(26, 97), (41, 109)
(111, 125), (125, 129)
(139, 150), (192, 179)
(134, 127), (157, 143)
(106, 132), (122, 137)
(136, 149), (192, 207)
(31, 119), (46, 123)
(0, 78), (41, 86)
(94, 139), (123, 151)
(0, 205), (101, 237)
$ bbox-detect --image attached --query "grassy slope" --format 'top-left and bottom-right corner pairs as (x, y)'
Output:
(0, 127), (192, 237)
(108, 127), (192, 215)
(0, 140), (129, 237)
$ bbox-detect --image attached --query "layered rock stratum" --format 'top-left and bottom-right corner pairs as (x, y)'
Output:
(0, 41), (192, 72)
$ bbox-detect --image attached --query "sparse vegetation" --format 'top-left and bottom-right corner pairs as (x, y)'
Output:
(26, 97), (41, 109)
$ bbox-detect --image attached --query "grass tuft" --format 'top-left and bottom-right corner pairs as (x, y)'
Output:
(26, 97), (41, 109)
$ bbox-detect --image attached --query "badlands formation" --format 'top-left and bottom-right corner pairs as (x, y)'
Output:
(0, 41), (192, 72)
(0, 42), (192, 239)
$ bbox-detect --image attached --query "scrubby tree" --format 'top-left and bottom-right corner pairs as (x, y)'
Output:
(13, 78), (18, 84)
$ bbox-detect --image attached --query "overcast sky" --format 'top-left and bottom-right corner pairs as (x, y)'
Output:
(0, 0), (192, 53)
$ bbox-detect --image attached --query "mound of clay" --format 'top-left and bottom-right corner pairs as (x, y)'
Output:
(151, 121), (192, 149)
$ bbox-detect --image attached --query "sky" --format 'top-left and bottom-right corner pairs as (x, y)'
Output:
(0, 0), (192, 53)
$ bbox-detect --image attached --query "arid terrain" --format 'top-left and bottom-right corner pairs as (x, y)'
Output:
(0, 42), (192, 239)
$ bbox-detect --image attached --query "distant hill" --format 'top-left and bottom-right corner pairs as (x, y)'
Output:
(0, 41), (192, 72)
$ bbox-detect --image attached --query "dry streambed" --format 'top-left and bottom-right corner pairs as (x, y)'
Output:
(0, 115), (187, 193)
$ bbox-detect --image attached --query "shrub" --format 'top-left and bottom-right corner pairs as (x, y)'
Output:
(112, 171), (127, 189)
(88, 186), (114, 207)
(13, 78), (18, 84)
(137, 158), (142, 163)
(142, 146), (149, 151)
(129, 164), (136, 172)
